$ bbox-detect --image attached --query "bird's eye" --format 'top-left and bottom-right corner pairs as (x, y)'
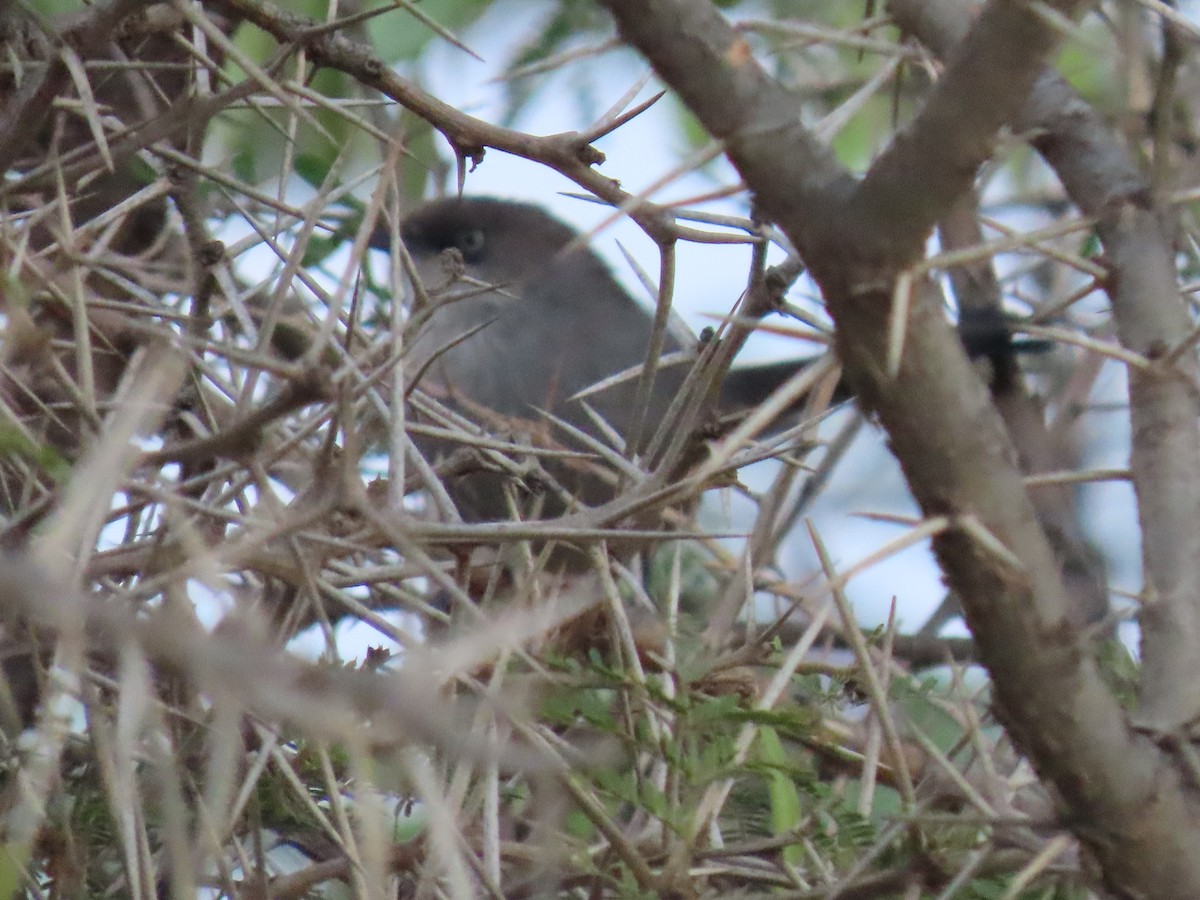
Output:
(457, 227), (486, 261)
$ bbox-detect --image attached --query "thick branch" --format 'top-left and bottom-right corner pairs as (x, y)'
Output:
(855, 0), (1089, 261)
(600, 0), (1200, 895)
(890, 0), (1200, 733)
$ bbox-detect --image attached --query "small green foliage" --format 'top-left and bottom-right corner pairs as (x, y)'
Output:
(1095, 637), (1140, 710)
(541, 683), (618, 732)
(757, 725), (804, 864)
(0, 427), (70, 482)
(646, 541), (721, 616)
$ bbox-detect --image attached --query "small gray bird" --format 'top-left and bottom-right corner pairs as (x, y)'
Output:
(381, 196), (816, 525)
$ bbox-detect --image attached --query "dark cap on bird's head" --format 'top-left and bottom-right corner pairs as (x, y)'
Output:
(375, 196), (645, 318)
(371, 196), (587, 283)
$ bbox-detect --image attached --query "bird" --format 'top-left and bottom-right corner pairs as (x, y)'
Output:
(377, 196), (822, 529)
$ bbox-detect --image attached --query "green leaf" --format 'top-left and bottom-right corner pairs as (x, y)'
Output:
(0, 426), (71, 482)
(758, 724), (803, 866)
